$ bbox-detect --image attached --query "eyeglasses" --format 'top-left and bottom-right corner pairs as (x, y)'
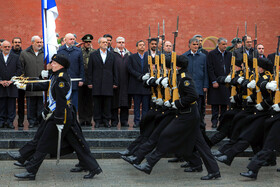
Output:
(117, 42), (125, 44)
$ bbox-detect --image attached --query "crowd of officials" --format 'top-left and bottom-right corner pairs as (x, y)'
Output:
(0, 33), (270, 130)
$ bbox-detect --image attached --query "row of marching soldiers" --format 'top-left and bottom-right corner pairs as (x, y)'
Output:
(119, 36), (280, 180)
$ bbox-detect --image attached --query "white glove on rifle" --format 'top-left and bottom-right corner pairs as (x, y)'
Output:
(230, 96), (235, 103)
(155, 98), (164, 106)
(155, 77), (163, 85)
(272, 104), (280, 112)
(161, 77), (169, 88)
(146, 77), (154, 85)
(142, 73), (150, 81)
(14, 81), (26, 90)
(266, 81), (277, 91)
(247, 80), (256, 89)
(225, 75), (231, 83)
(56, 124), (64, 132)
(152, 97), (157, 103)
(246, 96), (253, 103)
(41, 70), (49, 79)
(171, 102), (177, 109)
(164, 101), (171, 107)
(237, 77), (244, 84)
(255, 103), (263, 111)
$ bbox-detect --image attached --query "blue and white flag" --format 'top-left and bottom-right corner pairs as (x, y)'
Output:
(42, 0), (59, 64)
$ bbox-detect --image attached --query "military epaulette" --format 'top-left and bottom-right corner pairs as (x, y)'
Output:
(59, 72), (64, 77)
(264, 71), (273, 81)
(181, 72), (186, 78)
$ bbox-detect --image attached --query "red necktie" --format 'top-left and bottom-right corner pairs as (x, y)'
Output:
(120, 51), (124, 58)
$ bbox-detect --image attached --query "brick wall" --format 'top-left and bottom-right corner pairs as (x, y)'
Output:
(1, 0), (280, 55)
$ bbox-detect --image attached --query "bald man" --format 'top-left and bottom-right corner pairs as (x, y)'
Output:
(57, 33), (85, 110)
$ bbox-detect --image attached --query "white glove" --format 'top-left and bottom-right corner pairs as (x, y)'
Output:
(266, 81), (277, 91)
(155, 77), (163, 85)
(41, 70), (49, 79)
(14, 81), (26, 90)
(171, 102), (177, 109)
(237, 77), (244, 84)
(56, 124), (64, 132)
(246, 96), (253, 103)
(255, 103), (263, 111)
(152, 97), (157, 103)
(155, 98), (164, 106)
(146, 77), (154, 85)
(225, 75), (231, 83)
(272, 104), (280, 112)
(161, 77), (169, 88)
(247, 80), (256, 89)
(164, 101), (171, 107)
(142, 73), (150, 81)
(230, 96), (235, 103)
(10, 76), (17, 82)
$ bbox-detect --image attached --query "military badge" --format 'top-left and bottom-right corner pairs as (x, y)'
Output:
(59, 82), (64, 88)
(184, 80), (190, 86)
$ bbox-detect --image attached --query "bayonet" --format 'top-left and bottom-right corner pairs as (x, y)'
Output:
(172, 16), (179, 51)
(236, 27), (239, 38)
(245, 21), (247, 36)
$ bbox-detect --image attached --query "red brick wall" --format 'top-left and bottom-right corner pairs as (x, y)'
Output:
(1, 0), (280, 55)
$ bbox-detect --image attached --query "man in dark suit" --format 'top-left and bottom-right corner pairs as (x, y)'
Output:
(127, 40), (151, 128)
(0, 41), (22, 128)
(88, 37), (118, 128)
(207, 38), (231, 128)
(234, 36), (254, 65)
(257, 44), (266, 58)
(103, 34), (114, 52)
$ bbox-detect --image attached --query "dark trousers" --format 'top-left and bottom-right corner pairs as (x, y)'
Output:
(197, 94), (206, 127)
(132, 95), (150, 125)
(78, 85), (93, 123)
(0, 97), (16, 124)
(93, 96), (112, 123)
(17, 89), (25, 123)
(211, 104), (227, 126)
(111, 107), (129, 124)
(71, 90), (78, 111)
(186, 129), (219, 173)
(223, 140), (250, 165)
(26, 96), (43, 125)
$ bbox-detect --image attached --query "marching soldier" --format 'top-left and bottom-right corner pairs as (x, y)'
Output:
(13, 54), (102, 180)
(78, 34), (96, 126)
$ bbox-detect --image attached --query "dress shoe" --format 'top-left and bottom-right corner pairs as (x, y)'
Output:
(14, 171), (36, 180)
(14, 161), (26, 167)
(181, 162), (190, 168)
(105, 121), (111, 128)
(7, 151), (22, 161)
(201, 171), (221, 180)
(215, 155), (231, 166)
(70, 166), (87, 172)
(133, 162), (152, 175)
(240, 170), (257, 179)
(83, 167), (102, 179)
(122, 155), (140, 165)
(212, 150), (223, 157)
(168, 157), (184, 163)
(119, 149), (130, 156)
(7, 123), (15, 129)
(184, 165), (203, 172)
(121, 121), (129, 127)
(94, 122), (100, 128)
(111, 121), (118, 127)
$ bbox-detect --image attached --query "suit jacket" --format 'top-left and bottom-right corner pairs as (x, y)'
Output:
(0, 53), (22, 97)
(267, 52), (279, 63)
(127, 52), (151, 95)
(88, 49), (118, 96)
(207, 47), (231, 105)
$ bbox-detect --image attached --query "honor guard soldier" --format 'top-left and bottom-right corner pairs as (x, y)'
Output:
(14, 54), (102, 180)
(79, 34), (96, 126)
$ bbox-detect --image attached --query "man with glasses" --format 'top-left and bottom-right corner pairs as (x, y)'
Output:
(78, 34), (96, 126)
(0, 41), (22, 128)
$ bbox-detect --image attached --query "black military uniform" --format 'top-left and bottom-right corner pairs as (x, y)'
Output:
(78, 34), (96, 126)
(14, 54), (101, 180)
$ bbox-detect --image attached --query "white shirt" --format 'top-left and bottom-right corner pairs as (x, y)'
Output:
(100, 49), (107, 64)
(2, 53), (9, 64)
(151, 50), (156, 58)
(190, 50), (197, 56)
(117, 48), (125, 56)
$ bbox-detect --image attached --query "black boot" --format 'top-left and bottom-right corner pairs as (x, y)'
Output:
(14, 171), (36, 180)
(133, 162), (152, 175)
(215, 155), (231, 166)
(83, 167), (102, 179)
(240, 170), (258, 179)
(201, 172), (221, 180)
(121, 155), (141, 165)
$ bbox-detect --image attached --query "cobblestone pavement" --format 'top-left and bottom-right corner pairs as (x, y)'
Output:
(1, 158), (280, 187)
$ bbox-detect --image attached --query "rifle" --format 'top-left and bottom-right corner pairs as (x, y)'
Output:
(230, 27), (239, 97)
(274, 36), (280, 104)
(253, 24), (262, 104)
(171, 16), (179, 102)
(155, 23), (163, 99)
(243, 21), (252, 96)
(147, 25), (157, 99)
